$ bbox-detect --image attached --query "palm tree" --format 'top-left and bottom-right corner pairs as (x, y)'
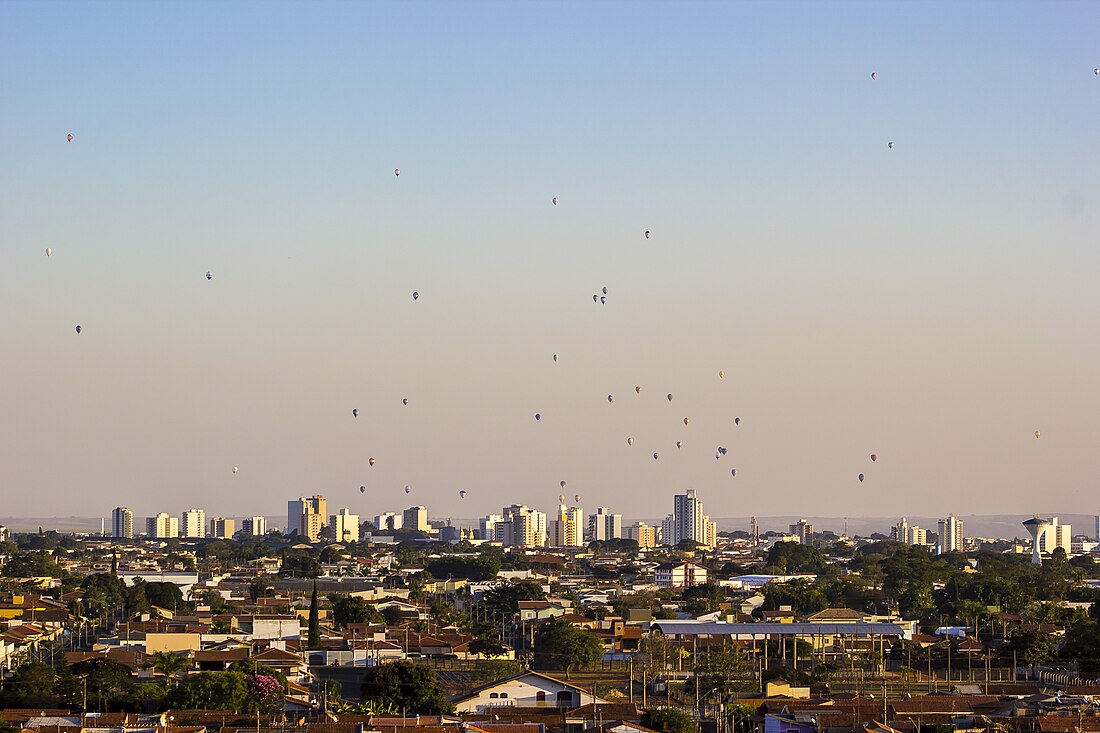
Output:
(150, 651), (189, 687)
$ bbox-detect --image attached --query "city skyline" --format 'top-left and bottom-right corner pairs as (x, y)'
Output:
(3, 2), (1099, 518)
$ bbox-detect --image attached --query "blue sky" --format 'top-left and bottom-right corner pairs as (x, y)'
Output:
(2, 1), (1099, 527)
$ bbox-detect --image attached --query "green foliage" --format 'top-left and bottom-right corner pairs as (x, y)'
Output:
(1009, 629), (1058, 666)
(307, 582), (321, 649)
(359, 661), (454, 714)
(682, 583), (727, 615)
(762, 579), (828, 616)
(143, 581), (185, 612)
(71, 658), (135, 711)
(533, 618), (603, 679)
(330, 594), (384, 628)
(1, 550), (64, 578)
(166, 671), (250, 712)
(468, 638), (511, 658)
(122, 682), (168, 713)
(641, 707), (695, 733)
(470, 659), (523, 684)
(424, 555), (501, 581)
(1060, 618), (1100, 679)
(482, 580), (546, 617)
(763, 542), (828, 574)
(280, 552), (322, 578)
(0, 660), (59, 708)
(249, 576), (274, 600)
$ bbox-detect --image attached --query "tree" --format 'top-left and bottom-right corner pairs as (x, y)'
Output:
(330, 594), (384, 628)
(482, 580), (546, 617)
(468, 638), (511, 658)
(122, 683), (168, 713)
(359, 661), (454, 714)
(763, 542), (828, 574)
(424, 555), (501, 581)
(307, 581), (321, 649)
(1060, 619), (1100, 679)
(150, 651), (189, 686)
(166, 671), (250, 712)
(248, 576), (274, 601)
(641, 708), (694, 733)
(72, 658), (135, 711)
(0, 660), (58, 708)
(143, 582), (185, 612)
(280, 552), (322, 578)
(533, 619), (603, 679)
(1, 550), (64, 578)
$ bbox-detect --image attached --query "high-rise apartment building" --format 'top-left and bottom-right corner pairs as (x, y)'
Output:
(289, 496), (327, 542)
(182, 508), (206, 538)
(331, 508), (360, 543)
(660, 515), (676, 546)
(625, 521), (657, 548)
(403, 506), (429, 533)
(789, 519), (814, 546)
(241, 516), (267, 536)
(146, 512), (179, 539)
(937, 514), (964, 555)
(704, 518), (718, 549)
(674, 489), (706, 545)
(588, 507), (623, 542)
(500, 505), (546, 547)
(478, 514), (503, 541)
(375, 512), (403, 532)
(111, 507), (134, 539)
(209, 517), (235, 539)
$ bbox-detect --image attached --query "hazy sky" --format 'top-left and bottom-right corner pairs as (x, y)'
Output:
(2, 1), (1099, 525)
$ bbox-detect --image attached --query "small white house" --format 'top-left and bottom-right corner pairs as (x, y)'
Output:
(451, 671), (609, 713)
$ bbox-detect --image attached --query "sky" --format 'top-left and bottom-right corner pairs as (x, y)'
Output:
(2, 1), (1099, 527)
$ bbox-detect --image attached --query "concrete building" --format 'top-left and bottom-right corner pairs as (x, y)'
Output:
(146, 512), (179, 539)
(660, 514), (676, 546)
(500, 505), (546, 547)
(241, 516), (266, 536)
(111, 507), (134, 539)
(289, 496), (327, 542)
(331, 508), (360, 543)
(588, 507), (623, 542)
(182, 508), (206, 538)
(1023, 516), (1072, 563)
(403, 506), (429, 533)
(674, 489), (706, 545)
(478, 514), (502, 541)
(209, 517), (235, 539)
(937, 514), (964, 555)
(375, 512), (403, 532)
(656, 561), (708, 588)
(892, 518), (929, 546)
(625, 521), (657, 549)
(789, 519), (814, 546)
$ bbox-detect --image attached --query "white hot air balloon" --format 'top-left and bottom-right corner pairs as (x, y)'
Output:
(552, 197), (558, 205)
(46, 247), (52, 257)
(459, 490), (467, 499)
(644, 230), (651, 239)
(232, 466), (239, 474)
(206, 271), (213, 280)
(676, 441), (682, 449)
(394, 167), (400, 177)
(405, 485), (411, 494)
(627, 437), (634, 446)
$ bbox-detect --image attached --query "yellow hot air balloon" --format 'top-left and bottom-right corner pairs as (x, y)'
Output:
(1035, 430), (1041, 439)
(719, 370), (725, 379)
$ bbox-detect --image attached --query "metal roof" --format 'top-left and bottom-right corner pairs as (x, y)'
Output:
(649, 621), (906, 637)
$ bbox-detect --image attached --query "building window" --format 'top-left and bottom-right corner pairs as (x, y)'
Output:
(536, 692), (546, 702)
(490, 693), (499, 699)
(499, 693), (508, 698)
(557, 691), (572, 705)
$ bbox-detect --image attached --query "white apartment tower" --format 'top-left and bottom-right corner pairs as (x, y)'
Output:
(241, 516), (267, 536)
(937, 514), (964, 555)
(403, 506), (429, 533)
(209, 517), (235, 539)
(588, 507), (623, 542)
(331, 508), (360, 543)
(673, 489), (706, 545)
(146, 512), (179, 539)
(182, 508), (206, 538)
(111, 507), (134, 539)
(660, 515), (676, 546)
(289, 496), (327, 542)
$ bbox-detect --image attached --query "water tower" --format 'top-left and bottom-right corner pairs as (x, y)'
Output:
(1022, 516), (1051, 565)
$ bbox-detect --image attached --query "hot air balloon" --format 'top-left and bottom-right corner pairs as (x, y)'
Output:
(600, 296), (606, 304)
(887, 141), (894, 149)
(607, 394), (613, 403)
(66, 133), (73, 142)
(559, 494), (566, 504)
(719, 447), (727, 455)
(405, 485), (411, 494)
(45, 247), (52, 257)
(871, 71), (877, 80)
(232, 466), (239, 474)
(360, 485), (366, 494)
(552, 197), (558, 205)
(627, 437), (634, 446)
(561, 480), (567, 489)
(553, 353), (558, 362)
(459, 490), (467, 499)
(870, 453), (877, 462)
(1035, 430), (1041, 439)
(535, 413), (541, 421)
(734, 417), (741, 426)
(593, 295), (599, 303)
(635, 386), (641, 394)
(394, 168), (400, 177)
(653, 452), (659, 460)
(683, 417), (689, 425)
(602, 286), (608, 295)
(1094, 68), (1099, 76)
(644, 230), (651, 239)
(719, 370), (725, 378)
(369, 457), (376, 467)
(352, 409), (359, 418)
(412, 291), (419, 300)
(574, 494), (581, 502)
(676, 441), (683, 449)
(858, 473), (865, 482)
(731, 469), (737, 476)
(667, 393), (673, 402)
(206, 271), (213, 280)
(402, 398), (409, 405)
(75, 324), (81, 334)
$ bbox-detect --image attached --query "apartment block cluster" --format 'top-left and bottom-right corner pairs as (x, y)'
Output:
(108, 500), (357, 544)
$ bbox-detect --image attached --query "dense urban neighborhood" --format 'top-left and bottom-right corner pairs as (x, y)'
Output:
(1, 497), (1099, 733)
